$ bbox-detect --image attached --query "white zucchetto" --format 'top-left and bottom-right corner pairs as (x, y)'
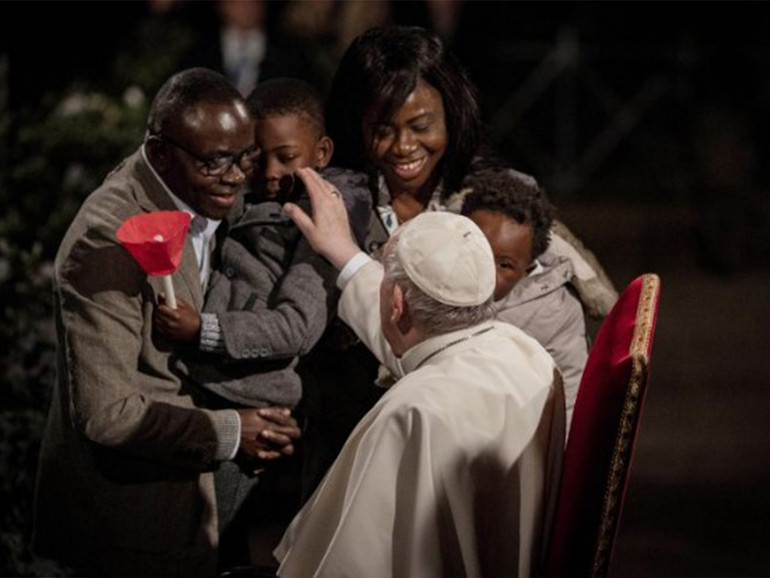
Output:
(396, 212), (496, 307)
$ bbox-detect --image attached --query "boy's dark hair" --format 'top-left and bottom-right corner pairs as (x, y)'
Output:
(246, 77), (325, 138)
(148, 67), (243, 135)
(326, 25), (480, 196)
(462, 169), (555, 261)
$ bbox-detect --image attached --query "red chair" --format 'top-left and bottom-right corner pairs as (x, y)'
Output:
(544, 273), (661, 577)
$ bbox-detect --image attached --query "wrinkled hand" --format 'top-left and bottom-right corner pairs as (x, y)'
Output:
(154, 294), (201, 342)
(236, 407), (301, 473)
(283, 167), (361, 270)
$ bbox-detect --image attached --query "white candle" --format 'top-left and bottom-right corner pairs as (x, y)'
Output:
(161, 275), (177, 309)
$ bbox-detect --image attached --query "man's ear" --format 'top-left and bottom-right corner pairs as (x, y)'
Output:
(145, 135), (170, 171)
(392, 283), (413, 334)
(314, 136), (334, 169)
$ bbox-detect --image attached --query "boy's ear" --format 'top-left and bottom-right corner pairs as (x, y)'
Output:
(314, 136), (334, 169)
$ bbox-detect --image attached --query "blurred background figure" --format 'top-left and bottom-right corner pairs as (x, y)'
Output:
(279, 0), (390, 96)
(218, 0), (267, 95)
(690, 103), (759, 276)
(180, 0), (321, 97)
(278, 0), (465, 96)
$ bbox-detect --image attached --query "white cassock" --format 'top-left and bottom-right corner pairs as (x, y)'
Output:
(275, 261), (565, 577)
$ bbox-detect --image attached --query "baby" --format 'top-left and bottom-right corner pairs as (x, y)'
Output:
(462, 168), (589, 433)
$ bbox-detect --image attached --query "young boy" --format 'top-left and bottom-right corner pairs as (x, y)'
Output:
(461, 169), (589, 435)
(155, 78), (364, 411)
(247, 77), (334, 202)
(154, 77), (370, 568)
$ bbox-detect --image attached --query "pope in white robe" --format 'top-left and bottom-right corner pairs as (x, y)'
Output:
(274, 168), (566, 577)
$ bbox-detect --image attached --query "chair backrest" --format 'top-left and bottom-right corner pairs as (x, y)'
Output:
(544, 273), (661, 577)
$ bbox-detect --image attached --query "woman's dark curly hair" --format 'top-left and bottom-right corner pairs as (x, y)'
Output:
(461, 169), (555, 260)
(326, 25), (481, 197)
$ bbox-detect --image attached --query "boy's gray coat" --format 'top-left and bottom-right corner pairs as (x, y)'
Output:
(184, 167), (372, 408)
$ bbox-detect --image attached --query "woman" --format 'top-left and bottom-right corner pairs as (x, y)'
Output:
(301, 25), (615, 496)
(326, 24), (617, 314)
(327, 25), (479, 253)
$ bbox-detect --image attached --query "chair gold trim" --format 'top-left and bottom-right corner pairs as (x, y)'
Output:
(591, 273), (660, 576)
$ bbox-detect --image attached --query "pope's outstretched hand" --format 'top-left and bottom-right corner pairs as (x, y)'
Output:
(282, 167), (361, 270)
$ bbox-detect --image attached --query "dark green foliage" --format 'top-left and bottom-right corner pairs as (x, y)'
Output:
(0, 18), (189, 574)
(0, 91), (148, 576)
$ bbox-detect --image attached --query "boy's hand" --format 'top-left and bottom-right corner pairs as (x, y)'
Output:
(154, 294), (201, 342)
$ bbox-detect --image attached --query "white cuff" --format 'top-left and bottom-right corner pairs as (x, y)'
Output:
(211, 409), (242, 461)
(200, 313), (225, 353)
(336, 251), (373, 291)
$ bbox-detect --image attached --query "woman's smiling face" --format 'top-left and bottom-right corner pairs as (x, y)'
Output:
(363, 78), (448, 199)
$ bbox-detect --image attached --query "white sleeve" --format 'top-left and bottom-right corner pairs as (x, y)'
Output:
(338, 260), (403, 378)
(336, 251), (373, 291)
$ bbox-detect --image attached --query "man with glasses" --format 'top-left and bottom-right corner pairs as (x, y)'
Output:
(150, 77), (372, 569)
(32, 68), (300, 577)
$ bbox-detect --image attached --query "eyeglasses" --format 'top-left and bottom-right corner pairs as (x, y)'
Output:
(152, 132), (259, 177)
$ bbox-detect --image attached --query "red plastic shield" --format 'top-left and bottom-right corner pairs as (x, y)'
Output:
(116, 211), (191, 276)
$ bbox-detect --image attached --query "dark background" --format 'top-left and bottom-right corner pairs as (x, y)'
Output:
(1, 1), (769, 576)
